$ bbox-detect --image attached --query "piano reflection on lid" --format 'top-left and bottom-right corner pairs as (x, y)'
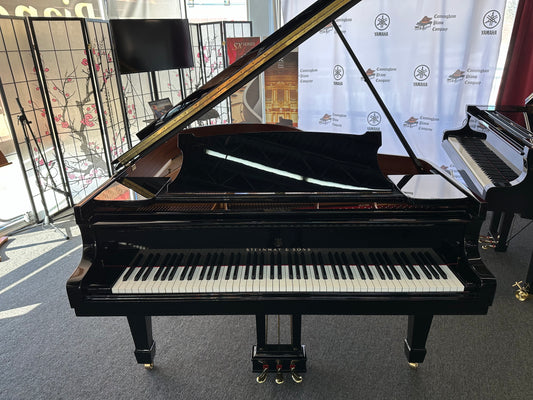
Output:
(67, 0), (496, 382)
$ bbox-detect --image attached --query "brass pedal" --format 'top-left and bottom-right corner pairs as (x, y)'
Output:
(290, 362), (303, 383)
(256, 364), (269, 383)
(513, 281), (530, 302)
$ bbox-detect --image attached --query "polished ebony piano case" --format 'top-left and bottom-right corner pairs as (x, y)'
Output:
(67, 0), (496, 382)
(443, 105), (533, 299)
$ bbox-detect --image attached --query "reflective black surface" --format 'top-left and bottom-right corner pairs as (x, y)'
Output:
(168, 130), (394, 193)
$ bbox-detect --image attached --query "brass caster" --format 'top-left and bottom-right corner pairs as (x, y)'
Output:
(515, 290), (529, 302)
(513, 281), (530, 302)
(290, 365), (303, 383)
(408, 362), (419, 369)
(144, 363), (154, 370)
(256, 365), (268, 384)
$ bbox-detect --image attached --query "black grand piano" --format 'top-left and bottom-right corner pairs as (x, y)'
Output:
(67, 0), (496, 382)
(443, 104), (533, 299)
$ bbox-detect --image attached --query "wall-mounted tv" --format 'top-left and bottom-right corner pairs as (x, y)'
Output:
(110, 19), (194, 74)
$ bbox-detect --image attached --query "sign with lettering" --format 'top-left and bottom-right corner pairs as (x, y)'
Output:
(284, 0), (506, 169)
(0, 1), (101, 18)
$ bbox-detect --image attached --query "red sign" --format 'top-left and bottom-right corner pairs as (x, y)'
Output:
(226, 37), (261, 65)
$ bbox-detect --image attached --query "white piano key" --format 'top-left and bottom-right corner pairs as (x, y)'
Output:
(236, 264), (246, 292)
(259, 265), (268, 292)
(440, 264), (465, 291)
(139, 268), (159, 294)
(112, 268), (131, 294)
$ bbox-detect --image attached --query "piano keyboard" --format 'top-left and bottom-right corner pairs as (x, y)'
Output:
(111, 249), (464, 294)
(447, 136), (519, 187)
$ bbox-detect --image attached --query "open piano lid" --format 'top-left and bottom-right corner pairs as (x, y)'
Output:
(106, 0), (439, 201)
(112, 0), (364, 171)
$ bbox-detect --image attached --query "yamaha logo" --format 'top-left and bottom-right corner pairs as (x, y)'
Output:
(367, 111), (381, 126)
(414, 65), (430, 81)
(333, 65), (344, 81)
(375, 13), (390, 31)
(483, 10), (501, 29)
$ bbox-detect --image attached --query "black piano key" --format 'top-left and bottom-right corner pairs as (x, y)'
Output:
(199, 253), (211, 280)
(251, 252), (258, 280)
(123, 253), (142, 280)
(311, 252), (320, 279)
(334, 253), (346, 279)
(424, 251), (447, 278)
(186, 254), (199, 280)
(369, 252), (386, 280)
(383, 252), (401, 280)
(400, 252), (419, 279)
(166, 253), (183, 281)
(208, 253), (218, 280)
(299, 254), (309, 279)
(180, 253), (194, 280)
(212, 253), (222, 280)
(411, 252), (432, 279)
(134, 253), (151, 281)
(142, 254), (156, 280)
(244, 253), (251, 280)
(154, 253), (171, 281)
(394, 252), (412, 280)
(288, 253), (294, 279)
(351, 252), (366, 280)
(375, 253), (390, 280)
(418, 252), (440, 279)
(295, 262), (301, 279)
(180, 266), (190, 281)
(258, 253), (264, 279)
(225, 253), (235, 280)
(134, 267), (146, 281)
(233, 253), (242, 280)
(269, 253), (275, 279)
(340, 253), (354, 279)
(317, 252), (328, 279)
(359, 252), (373, 280)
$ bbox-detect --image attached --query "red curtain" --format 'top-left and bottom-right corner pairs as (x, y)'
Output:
(496, 0), (533, 106)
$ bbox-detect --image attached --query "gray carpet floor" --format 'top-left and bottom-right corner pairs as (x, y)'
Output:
(0, 211), (532, 400)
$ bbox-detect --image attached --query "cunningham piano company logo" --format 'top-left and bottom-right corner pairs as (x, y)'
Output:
(447, 69), (465, 82)
(415, 16), (432, 30)
(404, 116), (419, 127)
(319, 113), (332, 125)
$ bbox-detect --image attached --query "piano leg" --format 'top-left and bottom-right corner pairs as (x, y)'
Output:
(127, 315), (156, 368)
(403, 314), (433, 367)
(489, 211), (514, 252)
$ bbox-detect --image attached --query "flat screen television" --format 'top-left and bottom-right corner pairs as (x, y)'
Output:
(110, 19), (194, 74)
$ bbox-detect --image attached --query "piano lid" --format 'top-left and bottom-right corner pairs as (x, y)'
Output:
(113, 0), (362, 170)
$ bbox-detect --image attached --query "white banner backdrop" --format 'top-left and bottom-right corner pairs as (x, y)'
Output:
(283, 0), (506, 169)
